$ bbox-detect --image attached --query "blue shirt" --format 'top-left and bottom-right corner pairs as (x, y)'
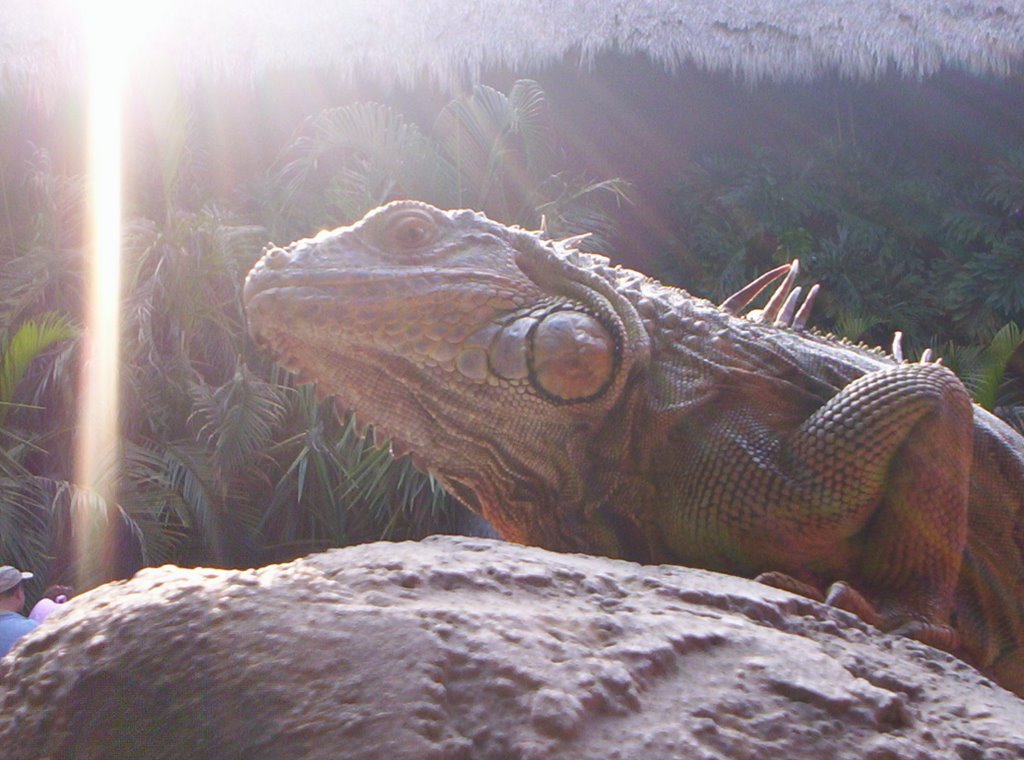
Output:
(0, 611), (39, 657)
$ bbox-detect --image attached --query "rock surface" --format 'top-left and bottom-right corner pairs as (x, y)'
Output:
(1, 536), (1022, 759)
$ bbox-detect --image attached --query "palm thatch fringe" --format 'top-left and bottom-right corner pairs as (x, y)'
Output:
(1, 0), (1022, 100)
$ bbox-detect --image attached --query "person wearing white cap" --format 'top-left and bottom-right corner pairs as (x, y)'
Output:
(0, 565), (39, 657)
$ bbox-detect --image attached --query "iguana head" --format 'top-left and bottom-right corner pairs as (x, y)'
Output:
(244, 201), (649, 541)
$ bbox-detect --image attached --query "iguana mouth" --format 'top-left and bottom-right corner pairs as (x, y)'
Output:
(245, 264), (526, 307)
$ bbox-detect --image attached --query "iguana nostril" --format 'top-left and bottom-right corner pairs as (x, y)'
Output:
(264, 247), (291, 270)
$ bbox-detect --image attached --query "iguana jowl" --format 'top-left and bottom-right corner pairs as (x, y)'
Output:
(244, 200), (1024, 696)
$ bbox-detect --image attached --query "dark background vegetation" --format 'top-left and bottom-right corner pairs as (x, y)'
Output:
(1, 52), (1021, 598)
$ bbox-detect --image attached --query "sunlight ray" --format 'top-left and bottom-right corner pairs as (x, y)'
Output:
(75, 1), (129, 586)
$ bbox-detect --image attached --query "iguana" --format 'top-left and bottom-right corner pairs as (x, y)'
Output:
(244, 200), (1024, 696)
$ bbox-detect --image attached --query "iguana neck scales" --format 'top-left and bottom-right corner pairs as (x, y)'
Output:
(245, 200), (1024, 697)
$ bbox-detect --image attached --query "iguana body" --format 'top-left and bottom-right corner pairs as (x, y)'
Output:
(245, 201), (1024, 696)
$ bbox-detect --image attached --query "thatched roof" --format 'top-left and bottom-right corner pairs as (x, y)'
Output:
(2, 0), (1023, 98)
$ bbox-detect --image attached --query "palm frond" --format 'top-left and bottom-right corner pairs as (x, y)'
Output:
(534, 175), (631, 252)
(275, 102), (452, 230)
(0, 476), (148, 592)
(0, 311), (77, 428)
(0, 476), (50, 579)
(962, 322), (1024, 411)
(122, 440), (241, 565)
(189, 362), (288, 475)
(434, 80), (564, 224)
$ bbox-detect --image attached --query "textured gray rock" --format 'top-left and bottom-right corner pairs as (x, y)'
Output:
(1, 536), (1022, 759)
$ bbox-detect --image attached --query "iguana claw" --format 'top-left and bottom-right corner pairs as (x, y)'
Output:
(822, 580), (884, 628)
(824, 582), (959, 651)
(757, 573), (960, 652)
(891, 620), (961, 652)
(755, 570), (826, 602)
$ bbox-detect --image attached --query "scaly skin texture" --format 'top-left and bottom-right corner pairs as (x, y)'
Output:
(245, 201), (1024, 696)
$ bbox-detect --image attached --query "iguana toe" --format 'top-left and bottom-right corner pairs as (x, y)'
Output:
(758, 573), (960, 652)
(890, 621), (961, 652)
(755, 571), (826, 603)
(823, 581), (884, 629)
(756, 574), (889, 633)
(825, 582), (960, 652)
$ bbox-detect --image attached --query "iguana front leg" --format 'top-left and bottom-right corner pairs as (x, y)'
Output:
(663, 362), (973, 649)
(778, 362), (973, 646)
(721, 266), (967, 645)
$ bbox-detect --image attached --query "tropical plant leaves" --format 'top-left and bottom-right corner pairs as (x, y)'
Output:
(4, 74), (1017, 595)
(189, 363), (288, 476)
(0, 311), (76, 428)
(0, 477), (50, 581)
(957, 322), (1024, 411)
(276, 101), (453, 231)
(273, 79), (626, 242)
(666, 139), (1024, 366)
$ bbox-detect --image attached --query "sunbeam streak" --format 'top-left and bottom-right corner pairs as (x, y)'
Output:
(76, 2), (127, 585)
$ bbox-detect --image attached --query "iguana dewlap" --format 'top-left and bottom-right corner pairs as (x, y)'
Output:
(245, 200), (1024, 696)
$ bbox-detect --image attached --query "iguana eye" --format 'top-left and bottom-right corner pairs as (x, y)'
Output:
(386, 209), (439, 251)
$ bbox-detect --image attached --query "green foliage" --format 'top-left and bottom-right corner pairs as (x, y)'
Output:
(270, 80), (629, 251)
(942, 322), (1024, 417)
(0, 467), (141, 594)
(6, 72), (1018, 588)
(0, 312), (76, 429)
(0, 478), (50, 588)
(0, 148), (87, 330)
(0, 79), (618, 585)
(258, 396), (458, 563)
(189, 363), (288, 477)
(272, 101), (451, 235)
(664, 140), (1024, 393)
